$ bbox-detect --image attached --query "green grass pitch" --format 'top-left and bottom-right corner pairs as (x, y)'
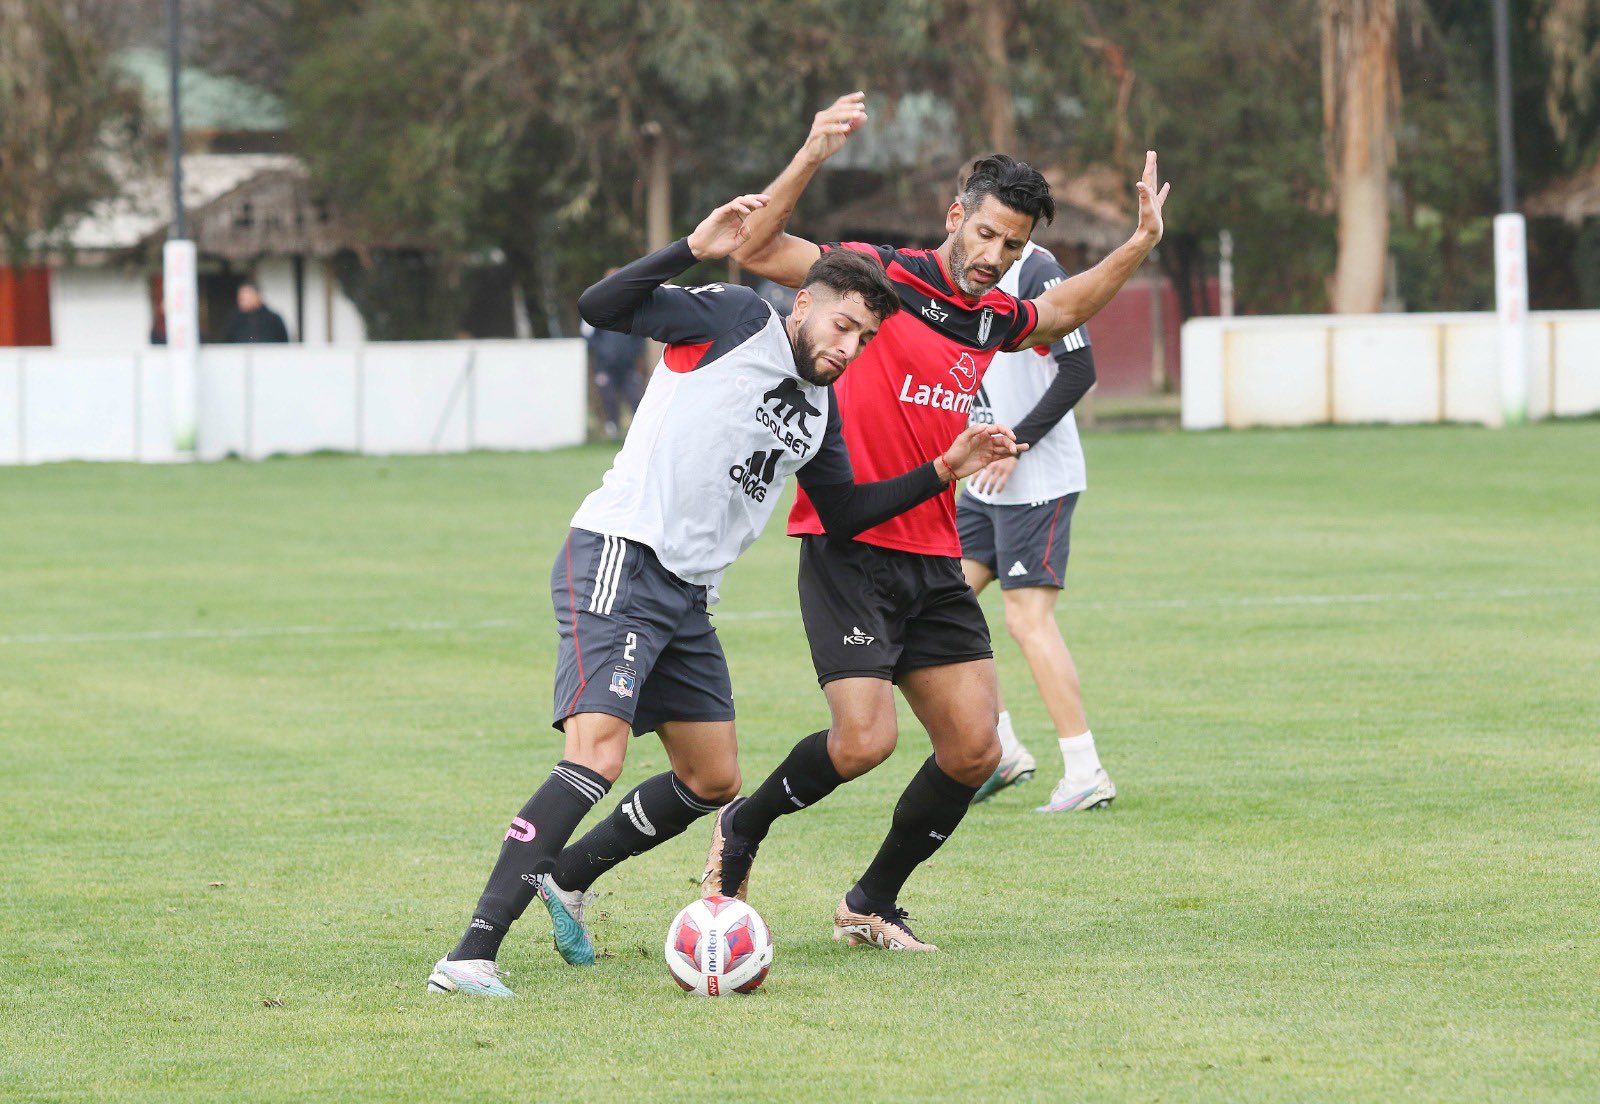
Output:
(2, 422), (1597, 1102)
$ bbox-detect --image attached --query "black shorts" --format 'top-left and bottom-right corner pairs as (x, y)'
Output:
(956, 491), (1079, 590)
(796, 534), (993, 685)
(550, 529), (736, 735)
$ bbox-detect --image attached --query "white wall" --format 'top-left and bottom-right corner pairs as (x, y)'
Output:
(0, 339), (584, 465)
(0, 351), (177, 464)
(1181, 311), (1600, 430)
(254, 257), (367, 345)
(50, 268), (153, 351)
(48, 261), (368, 351)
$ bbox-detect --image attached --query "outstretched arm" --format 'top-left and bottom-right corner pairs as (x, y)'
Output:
(732, 92), (869, 288)
(1020, 151), (1171, 348)
(800, 411), (1028, 539)
(577, 194), (770, 341)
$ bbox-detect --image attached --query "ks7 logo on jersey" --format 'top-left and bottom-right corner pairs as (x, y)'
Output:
(729, 450), (781, 502)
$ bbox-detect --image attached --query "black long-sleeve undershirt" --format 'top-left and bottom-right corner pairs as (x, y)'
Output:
(1010, 344), (1096, 448)
(800, 461), (947, 540)
(576, 238), (952, 539)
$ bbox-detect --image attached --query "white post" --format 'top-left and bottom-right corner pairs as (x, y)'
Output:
(1219, 229), (1235, 317)
(163, 238), (200, 451)
(1492, 213), (1528, 426)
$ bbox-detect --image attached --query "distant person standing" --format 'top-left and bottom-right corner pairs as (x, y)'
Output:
(223, 282), (290, 344)
(582, 267), (647, 437)
(959, 239), (1113, 813)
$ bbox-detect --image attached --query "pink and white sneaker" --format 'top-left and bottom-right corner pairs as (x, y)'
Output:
(1035, 769), (1116, 813)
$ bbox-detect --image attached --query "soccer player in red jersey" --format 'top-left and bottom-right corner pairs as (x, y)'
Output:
(702, 93), (1169, 950)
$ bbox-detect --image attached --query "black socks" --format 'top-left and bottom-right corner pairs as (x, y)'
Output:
(450, 760), (611, 962)
(731, 730), (845, 842)
(853, 755), (977, 909)
(554, 771), (724, 893)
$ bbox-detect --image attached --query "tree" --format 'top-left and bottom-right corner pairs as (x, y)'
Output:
(0, 0), (144, 262)
(1321, 0), (1401, 313)
(1071, 0), (1331, 317)
(286, 0), (934, 337)
(1539, 0), (1600, 161)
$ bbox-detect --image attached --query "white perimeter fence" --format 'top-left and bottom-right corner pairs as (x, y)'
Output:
(1182, 310), (1600, 430)
(0, 339), (586, 464)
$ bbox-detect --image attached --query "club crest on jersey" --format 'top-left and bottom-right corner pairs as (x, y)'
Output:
(609, 665), (637, 699)
(977, 306), (994, 345)
(949, 352), (979, 393)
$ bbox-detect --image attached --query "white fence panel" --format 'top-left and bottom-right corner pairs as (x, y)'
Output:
(1330, 324), (1440, 424)
(136, 356), (178, 462)
(1225, 326), (1328, 427)
(472, 339), (586, 451)
(246, 347), (361, 459)
(360, 344), (472, 455)
(1182, 310), (1600, 430)
(196, 350), (249, 461)
(1, 338), (585, 465)
(0, 359), (20, 463)
(1551, 317), (1600, 418)
(23, 354), (141, 463)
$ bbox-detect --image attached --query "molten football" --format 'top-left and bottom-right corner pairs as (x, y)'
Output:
(664, 895), (774, 996)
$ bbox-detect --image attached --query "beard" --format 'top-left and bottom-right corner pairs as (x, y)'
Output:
(791, 320), (840, 386)
(949, 233), (1001, 298)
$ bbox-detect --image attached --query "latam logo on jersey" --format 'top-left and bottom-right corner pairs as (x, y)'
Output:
(730, 449), (782, 502)
(755, 378), (818, 457)
(897, 353), (981, 414)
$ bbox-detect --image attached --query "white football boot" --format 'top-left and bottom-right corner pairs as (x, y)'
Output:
(972, 743), (1038, 803)
(426, 957), (515, 997)
(1035, 768), (1116, 813)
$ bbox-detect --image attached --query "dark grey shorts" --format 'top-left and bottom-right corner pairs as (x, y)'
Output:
(956, 491), (1079, 590)
(550, 529), (735, 735)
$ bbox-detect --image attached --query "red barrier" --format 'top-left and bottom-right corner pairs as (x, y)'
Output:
(0, 266), (53, 347)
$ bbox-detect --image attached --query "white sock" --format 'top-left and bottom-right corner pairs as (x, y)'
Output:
(1059, 731), (1101, 786)
(996, 711), (1022, 758)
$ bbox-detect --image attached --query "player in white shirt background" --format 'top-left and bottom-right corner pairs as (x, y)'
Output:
(959, 239), (1115, 813)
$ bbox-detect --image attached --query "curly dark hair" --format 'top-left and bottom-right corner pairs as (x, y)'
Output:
(801, 249), (901, 321)
(957, 154), (1055, 228)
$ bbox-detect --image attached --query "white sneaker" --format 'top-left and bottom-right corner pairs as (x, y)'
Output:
(426, 956), (515, 997)
(1035, 768), (1116, 813)
(972, 744), (1037, 804)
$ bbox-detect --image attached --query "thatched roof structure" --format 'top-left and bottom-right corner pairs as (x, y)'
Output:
(57, 155), (364, 265)
(1525, 158), (1600, 224)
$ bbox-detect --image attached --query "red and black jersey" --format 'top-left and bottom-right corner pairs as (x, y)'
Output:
(787, 242), (1038, 556)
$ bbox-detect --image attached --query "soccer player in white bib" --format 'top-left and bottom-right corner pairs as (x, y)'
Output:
(427, 194), (1026, 997)
(958, 238), (1115, 813)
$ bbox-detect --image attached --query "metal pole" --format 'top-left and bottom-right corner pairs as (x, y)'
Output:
(1492, 0), (1516, 212)
(1490, 0), (1527, 424)
(165, 0), (186, 239)
(163, 0), (201, 452)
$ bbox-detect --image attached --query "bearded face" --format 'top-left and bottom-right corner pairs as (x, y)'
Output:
(791, 317), (838, 386)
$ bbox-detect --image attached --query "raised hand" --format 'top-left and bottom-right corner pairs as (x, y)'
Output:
(800, 91), (869, 166)
(687, 194), (772, 261)
(939, 424), (1028, 482)
(1135, 150), (1170, 246)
